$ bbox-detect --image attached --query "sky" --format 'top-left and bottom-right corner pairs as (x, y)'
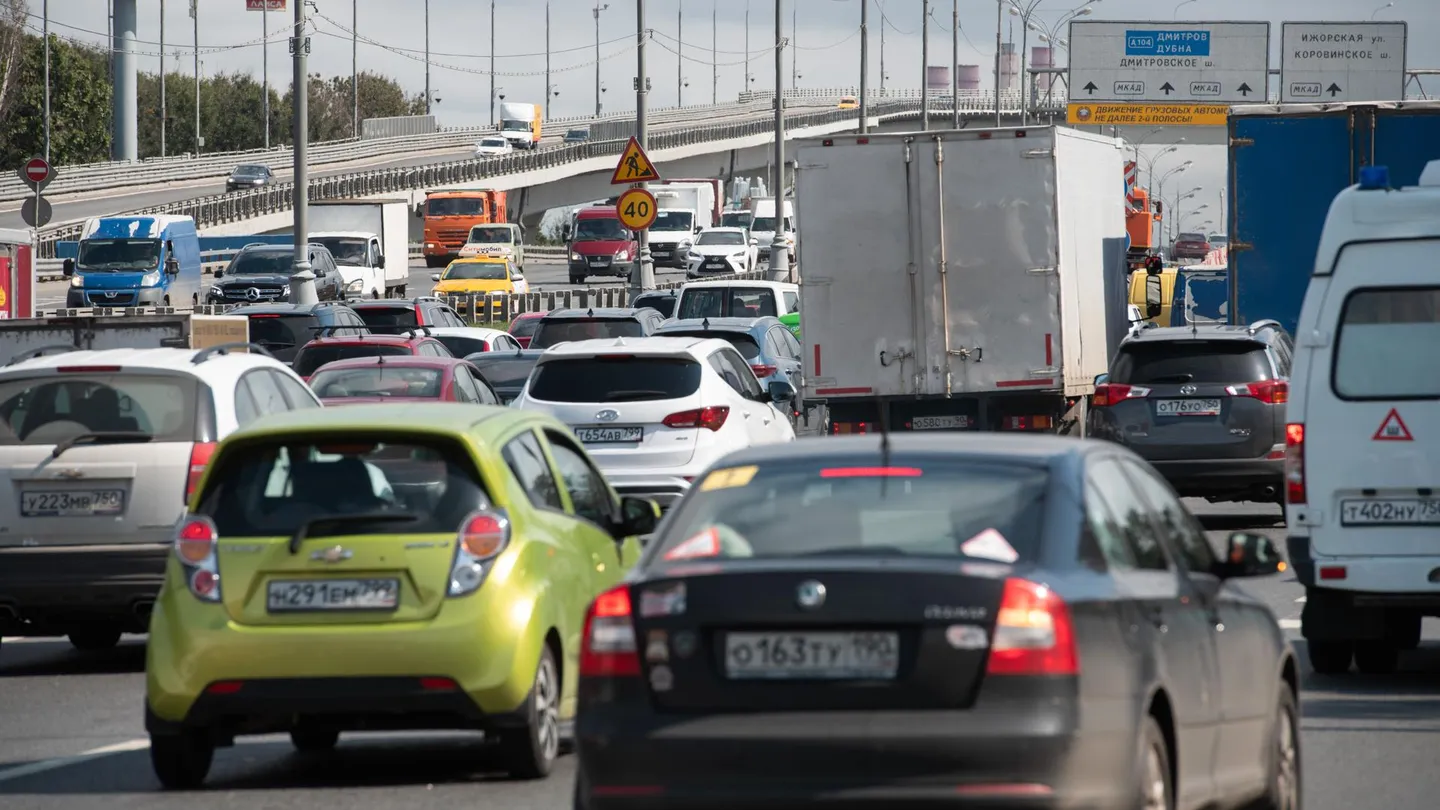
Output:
(26, 0), (1440, 236)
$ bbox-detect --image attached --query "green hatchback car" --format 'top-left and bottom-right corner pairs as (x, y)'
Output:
(144, 403), (658, 788)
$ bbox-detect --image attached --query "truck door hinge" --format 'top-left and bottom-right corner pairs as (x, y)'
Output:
(1230, 137), (1255, 148)
(1023, 148), (1056, 159)
(797, 162), (827, 170)
(1230, 240), (1254, 252)
(1031, 366), (1060, 376)
(804, 276), (833, 286)
(1027, 265), (1059, 275)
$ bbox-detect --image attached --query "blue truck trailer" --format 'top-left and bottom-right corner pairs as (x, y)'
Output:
(1229, 101), (1440, 334)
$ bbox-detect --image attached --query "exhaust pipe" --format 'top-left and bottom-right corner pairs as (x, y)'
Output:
(132, 601), (155, 619)
(1258, 485), (1278, 501)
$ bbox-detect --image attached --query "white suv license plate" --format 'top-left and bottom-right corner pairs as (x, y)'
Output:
(21, 489), (124, 517)
(724, 631), (900, 680)
(912, 415), (970, 430)
(1340, 499), (1440, 526)
(575, 426), (644, 443)
(1156, 398), (1222, 416)
(267, 579), (400, 612)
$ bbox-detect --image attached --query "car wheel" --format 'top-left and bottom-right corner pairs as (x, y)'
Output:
(1135, 715), (1174, 810)
(1306, 640), (1353, 674)
(499, 644), (561, 779)
(1354, 641), (1399, 674)
(68, 628), (122, 651)
(569, 274), (584, 285)
(163, 295), (171, 307)
(290, 728), (340, 752)
(1248, 686), (1301, 810)
(150, 731), (215, 790)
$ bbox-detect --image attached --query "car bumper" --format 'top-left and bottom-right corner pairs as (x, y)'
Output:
(1143, 457), (1283, 498)
(570, 259), (630, 278)
(686, 258), (746, 277)
(66, 286), (170, 308)
(0, 543), (169, 634)
(576, 680), (1136, 810)
(602, 471), (693, 510)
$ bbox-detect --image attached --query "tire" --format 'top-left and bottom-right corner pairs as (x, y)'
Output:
(1354, 641), (1399, 674)
(162, 295), (171, 307)
(1248, 686), (1301, 810)
(1389, 613), (1422, 650)
(499, 644), (561, 779)
(1134, 714), (1174, 810)
(569, 274), (584, 285)
(1306, 640), (1353, 674)
(150, 731), (214, 790)
(68, 628), (122, 651)
(290, 728), (340, 752)
(425, 256), (445, 269)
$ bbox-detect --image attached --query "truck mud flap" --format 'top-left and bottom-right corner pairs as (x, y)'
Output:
(1057, 396), (1088, 438)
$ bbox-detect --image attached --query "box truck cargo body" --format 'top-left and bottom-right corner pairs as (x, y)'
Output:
(796, 126), (1129, 433)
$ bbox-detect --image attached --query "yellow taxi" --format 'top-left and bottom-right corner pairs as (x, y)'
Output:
(837, 95), (858, 109)
(431, 257), (529, 318)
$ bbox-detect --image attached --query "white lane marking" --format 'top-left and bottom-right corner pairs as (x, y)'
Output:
(1296, 596), (1307, 603)
(1279, 618), (1301, 630)
(0, 739), (150, 784)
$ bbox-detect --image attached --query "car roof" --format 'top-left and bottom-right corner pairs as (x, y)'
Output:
(656, 316), (776, 333)
(447, 256), (509, 264)
(0, 347), (289, 382)
(303, 334), (432, 346)
(229, 302), (343, 315)
(542, 307), (645, 320)
(537, 336), (725, 358)
(426, 326), (509, 339)
(309, 354), (468, 373)
(680, 280), (798, 291)
(717, 433), (1107, 468)
(576, 206), (619, 217)
(467, 349), (545, 364)
(699, 227), (748, 234)
(1313, 160), (1440, 272)
(510, 311), (546, 321)
(349, 298), (440, 309)
(220, 402), (537, 444)
(1121, 323), (1279, 345)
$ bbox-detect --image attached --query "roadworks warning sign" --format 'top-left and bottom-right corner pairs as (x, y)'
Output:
(1068, 103), (1228, 126)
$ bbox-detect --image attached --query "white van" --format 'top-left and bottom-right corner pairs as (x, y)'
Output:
(674, 280), (799, 321)
(749, 199), (796, 263)
(1286, 161), (1440, 676)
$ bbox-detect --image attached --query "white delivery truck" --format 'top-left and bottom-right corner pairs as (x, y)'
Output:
(308, 199), (411, 298)
(498, 102), (542, 149)
(647, 180), (720, 268)
(795, 126), (1129, 435)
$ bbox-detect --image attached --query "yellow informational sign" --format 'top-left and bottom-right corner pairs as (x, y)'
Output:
(1067, 103), (1228, 127)
(610, 136), (661, 185)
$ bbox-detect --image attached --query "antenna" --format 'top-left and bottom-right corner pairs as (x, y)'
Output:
(874, 393), (892, 497)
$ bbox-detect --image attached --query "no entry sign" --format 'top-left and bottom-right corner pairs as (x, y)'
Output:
(17, 156), (54, 191)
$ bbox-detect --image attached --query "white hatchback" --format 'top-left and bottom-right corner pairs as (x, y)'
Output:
(512, 337), (796, 508)
(1286, 161), (1440, 676)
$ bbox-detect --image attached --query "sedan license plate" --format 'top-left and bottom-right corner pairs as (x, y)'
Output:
(575, 425), (644, 443)
(21, 489), (124, 517)
(724, 631), (900, 680)
(266, 579), (400, 612)
(1155, 398), (1221, 416)
(1340, 499), (1440, 526)
(912, 415), (969, 430)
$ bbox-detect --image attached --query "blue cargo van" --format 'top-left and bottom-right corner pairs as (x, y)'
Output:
(63, 215), (203, 307)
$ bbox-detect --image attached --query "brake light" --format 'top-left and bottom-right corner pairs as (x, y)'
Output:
(206, 681), (244, 695)
(580, 585), (640, 677)
(1285, 423), (1305, 504)
(1227, 380), (1288, 404)
(449, 509), (511, 597)
(663, 406), (729, 431)
(56, 365), (122, 373)
(819, 466), (922, 478)
(749, 363), (778, 378)
(186, 442), (217, 503)
(1091, 383), (1150, 407)
(174, 515), (222, 602)
(986, 578), (1078, 676)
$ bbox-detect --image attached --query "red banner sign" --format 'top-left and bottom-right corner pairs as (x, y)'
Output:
(245, 0), (286, 10)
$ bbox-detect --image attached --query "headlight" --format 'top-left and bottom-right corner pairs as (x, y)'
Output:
(426, 242), (436, 249)
(69, 275), (83, 288)
(570, 252), (582, 261)
(278, 286), (290, 300)
(208, 285), (222, 297)
(679, 240), (693, 249)
(615, 250), (630, 260)
(140, 270), (162, 287)
(346, 279), (363, 293)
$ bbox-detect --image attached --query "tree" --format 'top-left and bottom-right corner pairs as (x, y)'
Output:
(0, 31), (111, 166)
(0, 0), (27, 129)
(279, 71), (426, 143)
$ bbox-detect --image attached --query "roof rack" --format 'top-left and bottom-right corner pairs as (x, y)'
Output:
(191, 342), (276, 364)
(1247, 319), (1283, 335)
(406, 326), (434, 337)
(241, 242), (267, 250)
(6, 344), (78, 366)
(310, 324), (344, 336)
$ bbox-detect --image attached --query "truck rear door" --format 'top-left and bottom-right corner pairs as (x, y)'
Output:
(1372, 106), (1440, 184)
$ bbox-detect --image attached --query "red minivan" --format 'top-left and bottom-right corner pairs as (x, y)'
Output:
(565, 206), (637, 285)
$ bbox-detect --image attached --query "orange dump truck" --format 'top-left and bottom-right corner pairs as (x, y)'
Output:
(1125, 186), (1162, 272)
(419, 189), (509, 268)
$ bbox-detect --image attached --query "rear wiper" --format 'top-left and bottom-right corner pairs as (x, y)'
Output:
(51, 431), (153, 459)
(794, 545), (909, 557)
(289, 512), (421, 554)
(1144, 373), (1194, 384)
(602, 390), (668, 401)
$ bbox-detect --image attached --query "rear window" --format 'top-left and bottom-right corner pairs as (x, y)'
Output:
(294, 345), (412, 377)
(1177, 232), (1205, 242)
(1333, 286), (1440, 399)
(528, 357), (702, 403)
(198, 438), (487, 538)
(633, 295), (677, 318)
(1110, 341), (1272, 385)
(0, 373), (199, 446)
(245, 314), (316, 352)
(309, 366), (444, 399)
(677, 288), (779, 319)
(530, 317), (645, 349)
(468, 356), (539, 387)
(651, 458), (1047, 563)
(659, 330), (761, 360)
(436, 335), (490, 357)
(508, 317), (542, 339)
(354, 306), (419, 334)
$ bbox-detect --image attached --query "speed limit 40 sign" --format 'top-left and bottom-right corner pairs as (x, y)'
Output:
(616, 187), (657, 230)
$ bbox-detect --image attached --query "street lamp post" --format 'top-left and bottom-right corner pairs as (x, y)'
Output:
(770, 0), (791, 283)
(993, 0), (1002, 127)
(424, 0), (431, 114)
(952, 0), (960, 129)
(595, 2), (610, 116)
(289, 0), (316, 305)
(633, 0), (655, 292)
(920, 0), (929, 132)
(490, 0), (497, 124)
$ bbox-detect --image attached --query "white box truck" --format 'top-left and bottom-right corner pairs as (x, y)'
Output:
(648, 180), (720, 268)
(309, 199), (411, 298)
(498, 102), (542, 149)
(795, 126), (1130, 435)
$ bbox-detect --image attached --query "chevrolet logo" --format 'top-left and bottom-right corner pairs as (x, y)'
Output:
(310, 545), (352, 563)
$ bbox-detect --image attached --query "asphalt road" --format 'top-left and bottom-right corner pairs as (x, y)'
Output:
(1, 498), (1437, 809)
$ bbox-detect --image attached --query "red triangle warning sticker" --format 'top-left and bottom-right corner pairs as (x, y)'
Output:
(1372, 408), (1413, 441)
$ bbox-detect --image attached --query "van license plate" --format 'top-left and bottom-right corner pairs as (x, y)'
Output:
(1340, 499), (1440, 526)
(266, 579), (400, 612)
(21, 489), (124, 517)
(1156, 398), (1221, 416)
(724, 631), (899, 680)
(575, 426), (644, 443)
(912, 415), (969, 430)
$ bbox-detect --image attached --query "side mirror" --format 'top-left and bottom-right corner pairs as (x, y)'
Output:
(694, 225), (703, 233)
(1094, 373), (1109, 386)
(431, 273), (442, 282)
(1144, 274), (1163, 318)
(62, 258), (75, 276)
(613, 495), (661, 540)
(562, 225), (572, 240)
(165, 256), (180, 276)
(768, 379), (797, 404)
(376, 254), (386, 267)
(213, 267), (224, 278)
(414, 207), (425, 219)
(750, 238), (759, 246)
(1218, 531), (1286, 579)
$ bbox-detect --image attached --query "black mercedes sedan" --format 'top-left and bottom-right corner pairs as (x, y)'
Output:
(573, 433), (1300, 810)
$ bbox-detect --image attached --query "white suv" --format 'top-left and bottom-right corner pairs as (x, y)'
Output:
(1286, 161), (1440, 676)
(512, 337), (796, 508)
(0, 344), (321, 652)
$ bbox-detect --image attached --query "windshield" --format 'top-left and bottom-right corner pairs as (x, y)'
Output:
(720, 212), (752, 228)
(232, 165), (267, 176)
(312, 237), (368, 266)
(354, 306), (419, 334)
(508, 316), (542, 338)
(1209, 235), (1228, 245)
(1111, 341), (1272, 385)
(436, 336), (492, 357)
(652, 211), (694, 231)
(500, 118), (530, 131)
(652, 458), (1047, 563)
(677, 287), (779, 319)
(468, 355), (540, 387)
(310, 366), (445, 400)
(696, 231), (745, 246)
(659, 330), (761, 360)
(632, 294), (677, 318)
(0, 373), (198, 446)
(751, 216), (791, 233)
(565, 129), (588, 139)
(197, 437), (487, 538)
(227, 250), (296, 275)
(530, 318), (645, 349)
(244, 314), (318, 355)
(426, 198), (488, 217)
(466, 226), (514, 245)
(443, 262), (508, 281)
(76, 239), (161, 272)
(573, 217), (627, 241)
(528, 357), (702, 403)
(293, 344), (413, 377)
(479, 138), (508, 148)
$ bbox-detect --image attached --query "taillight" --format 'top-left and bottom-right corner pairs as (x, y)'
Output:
(985, 578), (1078, 676)
(1091, 383), (1150, 408)
(580, 585), (640, 677)
(662, 405), (729, 431)
(449, 509), (511, 597)
(749, 363), (778, 379)
(1227, 380), (1288, 404)
(174, 515), (222, 602)
(1285, 423), (1305, 504)
(186, 442), (217, 504)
